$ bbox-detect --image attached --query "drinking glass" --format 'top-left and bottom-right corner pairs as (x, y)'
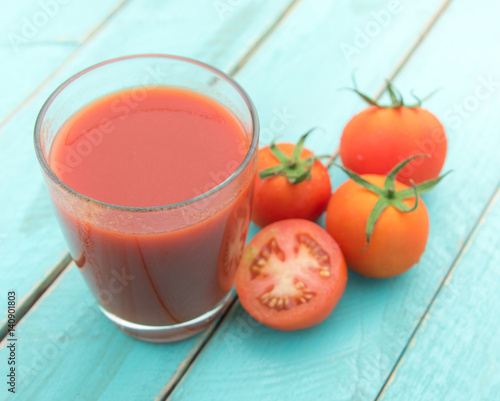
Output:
(34, 55), (259, 342)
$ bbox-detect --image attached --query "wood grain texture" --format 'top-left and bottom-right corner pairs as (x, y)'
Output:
(0, 0), (295, 329)
(1, 0), (498, 400)
(378, 189), (500, 401)
(0, 0), (127, 123)
(167, 0), (500, 400)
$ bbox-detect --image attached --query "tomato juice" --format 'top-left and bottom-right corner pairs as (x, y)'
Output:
(48, 86), (253, 327)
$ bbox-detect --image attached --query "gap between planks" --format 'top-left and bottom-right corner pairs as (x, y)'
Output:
(373, 0), (452, 100)
(374, 183), (500, 401)
(0, 0), (458, 397)
(0, 0), (133, 132)
(161, 0), (454, 399)
(156, 1), (304, 398)
(1, 0), (303, 344)
(370, 2), (500, 399)
(226, 0), (302, 77)
(0, 253), (72, 341)
(326, 0), (451, 167)
(156, 297), (239, 401)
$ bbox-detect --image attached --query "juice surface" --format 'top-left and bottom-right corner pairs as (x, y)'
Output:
(49, 86), (253, 326)
(50, 86), (247, 207)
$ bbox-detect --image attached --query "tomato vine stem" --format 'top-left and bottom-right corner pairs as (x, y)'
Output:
(332, 155), (450, 248)
(259, 128), (328, 185)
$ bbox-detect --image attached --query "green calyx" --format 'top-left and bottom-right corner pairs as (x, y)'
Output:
(259, 128), (328, 185)
(334, 155), (450, 248)
(343, 77), (439, 109)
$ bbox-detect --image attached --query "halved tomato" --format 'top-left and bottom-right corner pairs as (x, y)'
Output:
(235, 219), (347, 331)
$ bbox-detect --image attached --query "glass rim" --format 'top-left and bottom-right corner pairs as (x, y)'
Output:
(34, 54), (259, 213)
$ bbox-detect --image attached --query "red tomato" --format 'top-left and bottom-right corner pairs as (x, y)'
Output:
(235, 219), (347, 331)
(252, 143), (331, 227)
(340, 106), (447, 185)
(325, 175), (429, 278)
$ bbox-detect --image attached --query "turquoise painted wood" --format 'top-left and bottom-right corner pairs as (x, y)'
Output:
(167, 0), (500, 400)
(0, 0), (126, 123)
(377, 0), (500, 398)
(379, 190), (500, 401)
(0, 0), (499, 400)
(0, 0), (295, 328)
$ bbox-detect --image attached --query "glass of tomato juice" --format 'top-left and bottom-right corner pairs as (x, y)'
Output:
(34, 55), (259, 342)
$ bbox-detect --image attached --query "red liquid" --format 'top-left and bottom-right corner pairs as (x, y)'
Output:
(49, 87), (252, 326)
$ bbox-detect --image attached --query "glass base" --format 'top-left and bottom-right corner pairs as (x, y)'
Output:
(99, 289), (235, 343)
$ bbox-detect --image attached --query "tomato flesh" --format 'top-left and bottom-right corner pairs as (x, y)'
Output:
(235, 219), (347, 331)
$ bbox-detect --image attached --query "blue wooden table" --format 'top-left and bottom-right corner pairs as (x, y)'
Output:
(1, 0), (499, 400)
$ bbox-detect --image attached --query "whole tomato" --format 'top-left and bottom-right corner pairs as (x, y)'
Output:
(252, 130), (331, 228)
(340, 82), (447, 185)
(326, 156), (446, 278)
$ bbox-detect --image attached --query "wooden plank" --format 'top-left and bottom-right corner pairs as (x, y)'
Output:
(0, 0), (128, 123)
(0, 0), (296, 329)
(378, 188), (500, 401)
(165, 0), (500, 400)
(374, 0), (500, 396)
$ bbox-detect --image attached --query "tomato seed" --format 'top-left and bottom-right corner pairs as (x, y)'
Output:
(276, 298), (284, 310)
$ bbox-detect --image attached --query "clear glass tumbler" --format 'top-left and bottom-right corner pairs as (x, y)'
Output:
(34, 55), (259, 342)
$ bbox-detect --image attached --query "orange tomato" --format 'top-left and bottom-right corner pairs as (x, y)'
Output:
(325, 175), (429, 278)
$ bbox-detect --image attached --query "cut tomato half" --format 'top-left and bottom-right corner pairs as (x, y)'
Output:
(235, 219), (347, 331)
